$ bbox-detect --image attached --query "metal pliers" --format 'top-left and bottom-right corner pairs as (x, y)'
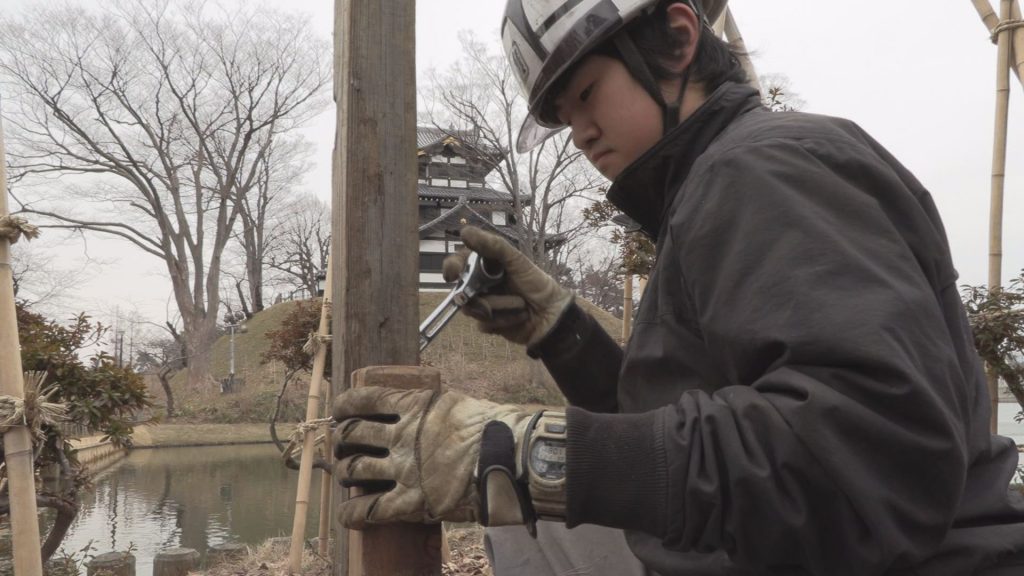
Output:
(419, 252), (504, 352)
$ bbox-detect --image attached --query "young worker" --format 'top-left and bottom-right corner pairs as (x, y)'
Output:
(332, 1), (1024, 574)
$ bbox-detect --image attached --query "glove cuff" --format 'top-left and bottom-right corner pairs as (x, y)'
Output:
(477, 411), (568, 530)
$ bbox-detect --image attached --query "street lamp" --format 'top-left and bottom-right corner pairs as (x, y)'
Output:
(315, 269), (327, 297)
(224, 321), (248, 393)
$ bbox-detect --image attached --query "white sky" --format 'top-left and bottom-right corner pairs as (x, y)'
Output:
(5, 0), (1024, 331)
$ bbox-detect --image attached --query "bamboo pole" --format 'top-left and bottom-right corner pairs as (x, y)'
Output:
(986, 0), (1014, 433)
(971, 0), (1024, 87)
(0, 103), (45, 576)
(288, 258), (333, 574)
(723, 7), (762, 93)
(622, 274), (633, 342)
(317, 428), (333, 553)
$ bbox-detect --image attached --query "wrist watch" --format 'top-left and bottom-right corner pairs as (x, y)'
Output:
(522, 411), (567, 520)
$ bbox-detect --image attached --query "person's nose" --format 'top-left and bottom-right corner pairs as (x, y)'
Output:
(570, 113), (599, 153)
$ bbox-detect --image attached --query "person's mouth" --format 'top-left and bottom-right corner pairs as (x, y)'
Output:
(590, 149), (611, 164)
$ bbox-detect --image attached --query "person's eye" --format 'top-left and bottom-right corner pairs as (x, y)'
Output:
(579, 83), (594, 103)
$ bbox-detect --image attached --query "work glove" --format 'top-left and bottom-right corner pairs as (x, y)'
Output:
(333, 386), (567, 530)
(443, 226), (573, 347)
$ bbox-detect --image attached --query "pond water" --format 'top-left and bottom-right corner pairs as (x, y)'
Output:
(56, 444), (323, 575)
(2, 405), (1022, 575)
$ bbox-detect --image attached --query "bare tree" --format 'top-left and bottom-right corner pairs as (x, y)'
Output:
(422, 32), (605, 274)
(234, 136), (314, 316)
(265, 192), (330, 300)
(0, 0), (330, 388)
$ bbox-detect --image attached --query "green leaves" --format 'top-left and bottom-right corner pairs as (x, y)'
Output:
(962, 271), (1024, 417)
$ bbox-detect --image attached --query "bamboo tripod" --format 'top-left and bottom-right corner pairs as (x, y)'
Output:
(0, 104), (45, 575)
(288, 255), (334, 574)
(971, 0), (1023, 433)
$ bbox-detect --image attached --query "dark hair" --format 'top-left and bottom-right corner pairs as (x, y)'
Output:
(539, 1), (748, 124)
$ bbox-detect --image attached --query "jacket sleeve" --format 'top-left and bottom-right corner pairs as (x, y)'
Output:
(565, 138), (972, 575)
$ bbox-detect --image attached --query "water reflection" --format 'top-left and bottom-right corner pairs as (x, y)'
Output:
(61, 444), (322, 575)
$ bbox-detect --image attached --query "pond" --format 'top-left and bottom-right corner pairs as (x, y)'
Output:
(2, 405), (1022, 575)
(55, 444), (324, 575)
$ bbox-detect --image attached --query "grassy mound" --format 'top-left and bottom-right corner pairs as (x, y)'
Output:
(164, 295), (623, 423)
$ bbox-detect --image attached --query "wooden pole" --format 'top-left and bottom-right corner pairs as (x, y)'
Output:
(986, 0), (1013, 433)
(317, 408), (333, 557)
(622, 274), (633, 342)
(0, 103), (45, 576)
(288, 257), (333, 574)
(723, 8), (762, 93)
(331, 0), (435, 574)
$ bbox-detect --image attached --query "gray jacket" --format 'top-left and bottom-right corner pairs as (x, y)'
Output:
(532, 83), (1024, 575)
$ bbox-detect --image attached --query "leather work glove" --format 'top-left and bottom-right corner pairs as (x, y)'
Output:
(443, 226), (573, 347)
(333, 386), (568, 530)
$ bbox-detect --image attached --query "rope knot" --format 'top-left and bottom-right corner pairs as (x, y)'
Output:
(0, 216), (40, 245)
(991, 18), (1024, 43)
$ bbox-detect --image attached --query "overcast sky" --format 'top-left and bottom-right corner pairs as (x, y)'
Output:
(5, 0), (1023, 332)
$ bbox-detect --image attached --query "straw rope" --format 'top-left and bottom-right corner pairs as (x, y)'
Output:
(0, 372), (68, 445)
(282, 416), (333, 462)
(991, 18), (1024, 42)
(0, 216), (40, 245)
(302, 332), (333, 356)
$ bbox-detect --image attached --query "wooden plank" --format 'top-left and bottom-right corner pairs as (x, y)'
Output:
(331, 0), (439, 574)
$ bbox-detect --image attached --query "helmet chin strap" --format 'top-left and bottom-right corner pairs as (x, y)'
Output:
(612, 34), (691, 136)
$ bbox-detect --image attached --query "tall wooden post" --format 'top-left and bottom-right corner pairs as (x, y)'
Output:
(0, 105), (45, 576)
(331, 1), (439, 575)
(986, 0), (1013, 433)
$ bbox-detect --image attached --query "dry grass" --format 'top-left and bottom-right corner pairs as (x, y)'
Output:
(166, 295), (624, 422)
(200, 539), (330, 576)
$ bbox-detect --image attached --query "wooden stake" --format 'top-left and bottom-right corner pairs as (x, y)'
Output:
(288, 257), (333, 574)
(987, 0), (1014, 433)
(0, 103), (45, 576)
(318, 409), (333, 557)
(331, 0), (433, 574)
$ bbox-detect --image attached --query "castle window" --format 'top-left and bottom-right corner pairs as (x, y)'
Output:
(469, 182), (483, 188)
(451, 180), (467, 188)
(450, 156), (466, 165)
(492, 211), (507, 226)
(432, 155), (448, 163)
(431, 178), (447, 187)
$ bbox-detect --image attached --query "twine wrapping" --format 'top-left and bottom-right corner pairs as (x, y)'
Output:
(0, 372), (68, 445)
(302, 332), (333, 356)
(282, 416), (333, 463)
(0, 216), (40, 245)
(991, 18), (1024, 42)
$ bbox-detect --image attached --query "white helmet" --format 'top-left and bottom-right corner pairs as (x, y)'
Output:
(502, 0), (727, 152)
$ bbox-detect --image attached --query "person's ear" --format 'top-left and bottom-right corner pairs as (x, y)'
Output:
(664, 2), (702, 72)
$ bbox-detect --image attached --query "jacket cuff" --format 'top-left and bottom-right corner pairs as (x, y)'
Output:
(565, 406), (669, 537)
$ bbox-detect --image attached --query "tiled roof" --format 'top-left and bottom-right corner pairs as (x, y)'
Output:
(417, 183), (513, 204)
(418, 201), (518, 243)
(417, 127), (473, 149)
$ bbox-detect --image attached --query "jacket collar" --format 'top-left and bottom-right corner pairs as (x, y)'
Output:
(606, 82), (763, 241)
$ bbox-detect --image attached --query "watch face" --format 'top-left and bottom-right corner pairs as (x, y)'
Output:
(530, 438), (567, 481)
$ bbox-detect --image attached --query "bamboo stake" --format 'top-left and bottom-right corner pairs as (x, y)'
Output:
(723, 7), (762, 93)
(1011, 1), (1024, 82)
(317, 401), (333, 556)
(0, 102), (45, 576)
(986, 0), (1013, 433)
(971, 0), (1024, 87)
(288, 258), (333, 574)
(622, 274), (633, 342)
